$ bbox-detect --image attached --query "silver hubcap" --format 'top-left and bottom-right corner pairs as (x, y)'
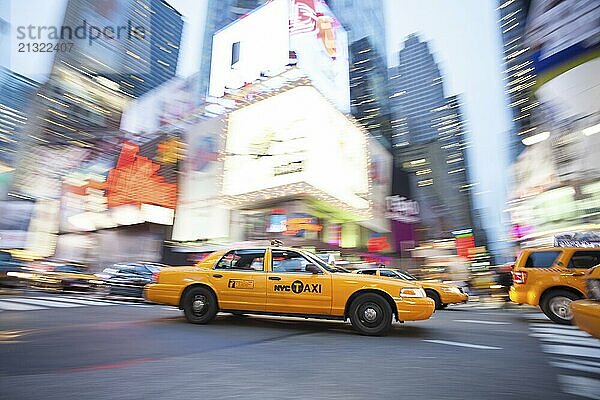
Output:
(549, 296), (573, 320)
(192, 295), (207, 314)
(364, 307), (378, 322)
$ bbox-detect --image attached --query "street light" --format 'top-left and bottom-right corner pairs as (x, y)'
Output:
(521, 131), (550, 146)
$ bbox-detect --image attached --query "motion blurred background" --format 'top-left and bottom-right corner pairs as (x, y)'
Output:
(0, 0), (598, 286)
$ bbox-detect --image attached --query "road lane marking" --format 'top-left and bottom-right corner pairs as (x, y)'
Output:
(30, 296), (114, 306)
(454, 319), (511, 325)
(542, 345), (600, 360)
(529, 334), (600, 348)
(551, 361), (600, 375)
(6, 298), (82, 308)
(530, 322), (579, 330)
(0, 300), (46, 311)
(529, 327), (591, 337)
(558, 375), (600, 400)
(423, 340), (502, 350)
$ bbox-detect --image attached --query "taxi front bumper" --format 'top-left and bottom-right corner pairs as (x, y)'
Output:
(394, 297), (435, 321)
(440, 291), (469, 305)
(144, 283), (181, 306)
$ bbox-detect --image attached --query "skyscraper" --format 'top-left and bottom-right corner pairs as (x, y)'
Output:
(198, 0), (267, 98)
(11, 0), (183, 195)
(326, 0), (392, 147)
(0, 68), (39, 166)
(389, 34), (445, 147)
(15, 0), (183, 146)
(497, 0), (539, 161)
(120, 0), (184, 97)
(389, 34), (477, 240)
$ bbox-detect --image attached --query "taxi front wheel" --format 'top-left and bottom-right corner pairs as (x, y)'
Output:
(183, 287), (218, 324)
(540, 289), (580, 325)
(349, 293), (393, 336)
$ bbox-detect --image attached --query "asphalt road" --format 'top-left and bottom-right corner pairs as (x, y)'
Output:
(1, 292), (599, 400)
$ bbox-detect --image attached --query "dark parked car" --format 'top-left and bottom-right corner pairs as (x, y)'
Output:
(100, 263), (163, 298)
(0, 251), (28, 287)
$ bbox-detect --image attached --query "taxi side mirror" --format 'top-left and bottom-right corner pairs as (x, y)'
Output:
(305, 264), (320, 274)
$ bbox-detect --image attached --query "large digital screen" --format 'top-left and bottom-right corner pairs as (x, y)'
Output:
(222, 85), (368, 211)
(208, 0), (290, 99)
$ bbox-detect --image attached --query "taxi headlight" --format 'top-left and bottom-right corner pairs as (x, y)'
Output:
(441, 286), (461, 293)
(400, 287), (426, 298)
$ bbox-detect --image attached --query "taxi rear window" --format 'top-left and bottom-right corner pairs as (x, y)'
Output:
(523, 251), (561, 268)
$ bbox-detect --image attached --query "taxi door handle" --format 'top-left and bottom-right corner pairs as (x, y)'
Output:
(269, 276), (281, 281)
(213, 274), (223, 278)
(560, 272), (584, 277)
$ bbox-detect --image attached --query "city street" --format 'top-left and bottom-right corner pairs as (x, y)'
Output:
(2, 292), (599, 400)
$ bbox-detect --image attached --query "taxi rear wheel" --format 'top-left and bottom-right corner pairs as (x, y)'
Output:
(183, 287), (218, 324)
(349, 293), (392, 336)
(540, 290), (580, 325)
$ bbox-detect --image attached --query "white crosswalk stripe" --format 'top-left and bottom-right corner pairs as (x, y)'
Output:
(526, 314), (600, 400)
(0, 295), (153, 311)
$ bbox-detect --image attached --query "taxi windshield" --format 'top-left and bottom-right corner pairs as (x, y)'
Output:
(302, 251), (347, 273)
(395, 270), (418, 281)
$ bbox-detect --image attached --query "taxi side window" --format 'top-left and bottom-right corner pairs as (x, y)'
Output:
(215, 250), (265, 271)
(272, 250), (316, 273)
(569, 251), (600, 269)
(524, 251), (561, 268)
(380, 270), (398, 278)
(358, 270), (377, 275)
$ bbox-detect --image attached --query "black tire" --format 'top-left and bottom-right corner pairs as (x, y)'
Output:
(349, 293), (393, 336)
(540, 289), (581, 325)
(182, 287), (218, 324)
(439, 304), (448, 310)
(426, 290), (442, 310)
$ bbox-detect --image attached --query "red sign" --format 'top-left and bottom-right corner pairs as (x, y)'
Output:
(367, 236), (391, 253)
(105, 142), (177, 209)
(455, 234), (475, 259)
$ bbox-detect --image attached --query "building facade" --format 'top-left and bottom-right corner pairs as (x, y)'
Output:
(0, 68), (39, 166)
(388, 34), (478, 242)
(497, 0), (540, 161)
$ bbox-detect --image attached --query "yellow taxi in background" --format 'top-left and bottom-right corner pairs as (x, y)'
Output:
(354, 268), (468, 309)
(572, 265), (600, 339)
(509, 247), (600, 324)
(145, 246), (435, 336)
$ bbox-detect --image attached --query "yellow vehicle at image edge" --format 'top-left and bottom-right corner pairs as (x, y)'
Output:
(145, 246), (435, 336)
(572, 265), (600, 339)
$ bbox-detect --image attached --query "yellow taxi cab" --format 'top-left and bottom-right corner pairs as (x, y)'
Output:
(353, 268), (468, 309)
(144, 245), (435, 336)
(571, 265), (600, 339)
(27, 262), (105, 293)
(509, 247), (600, 324)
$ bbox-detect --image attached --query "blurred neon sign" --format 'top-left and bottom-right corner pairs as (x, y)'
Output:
(106, 142), (177, 209)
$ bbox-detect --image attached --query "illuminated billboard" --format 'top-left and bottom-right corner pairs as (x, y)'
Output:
(208, 0), (350, 113)
(208, 0), (290, 99)
(222, 85), (368, 214)
(171, 117), (229, 241)
(289, 0), (350, 113)
(525, 0), (600, 120)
